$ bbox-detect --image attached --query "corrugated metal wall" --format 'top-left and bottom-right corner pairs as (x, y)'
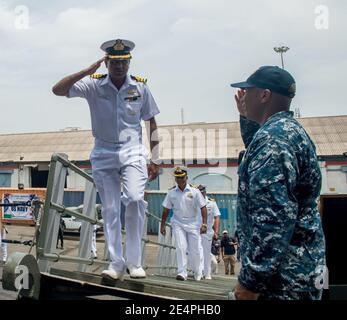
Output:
(211, 193), (238, 235)
(145, 191), (238, 235)
(63, 191), (101, 206)
(63, 190), (238, 236)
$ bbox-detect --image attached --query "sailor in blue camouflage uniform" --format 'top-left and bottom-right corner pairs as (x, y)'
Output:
(230, 66), (326, 300)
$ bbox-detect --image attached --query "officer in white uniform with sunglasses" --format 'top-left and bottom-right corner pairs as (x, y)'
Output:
(52, 38), (160, 280)
(160, 167), (207, 281)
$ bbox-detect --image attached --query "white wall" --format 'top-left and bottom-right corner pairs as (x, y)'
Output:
(67, 169), (88, 189)
(326, 166), (347, 193)
(10, 167), (30, 188)
(11, 168), (19, 188)
(320, 162), (328, 194)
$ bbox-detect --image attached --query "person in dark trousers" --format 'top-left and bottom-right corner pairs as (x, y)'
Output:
(211, 237), (221, 275)
(56, 217), (66, 249)
(220, 230), (238, 275)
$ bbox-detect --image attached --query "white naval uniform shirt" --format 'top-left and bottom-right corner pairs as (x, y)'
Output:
(205, 196), (221, 237)
(67, 74), (160, 145)
(162, 184), (206, 228)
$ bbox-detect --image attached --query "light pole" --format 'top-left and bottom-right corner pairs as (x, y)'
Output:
(274, 46), (290, 69)
(18, 155), (24, 189)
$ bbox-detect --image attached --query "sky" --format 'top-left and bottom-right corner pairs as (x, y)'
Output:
(0, 0), (346, 134)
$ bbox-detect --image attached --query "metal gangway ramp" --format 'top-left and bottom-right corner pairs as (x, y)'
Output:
(1, 153), (236, 300)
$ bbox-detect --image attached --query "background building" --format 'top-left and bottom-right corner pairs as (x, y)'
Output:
(0, 115), (346, 194)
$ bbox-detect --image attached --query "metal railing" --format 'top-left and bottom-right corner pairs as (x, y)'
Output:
(36, 153), (178, 276)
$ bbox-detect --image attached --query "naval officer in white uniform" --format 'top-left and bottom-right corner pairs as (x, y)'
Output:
(197, 185), (221, 280)
(160, 167), (207, 281)
(52, 39), (160, 280)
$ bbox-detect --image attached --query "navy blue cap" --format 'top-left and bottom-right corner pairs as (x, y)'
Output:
(230, 66), (296, 98)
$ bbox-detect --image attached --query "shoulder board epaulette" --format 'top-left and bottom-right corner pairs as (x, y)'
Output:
(169, 185), (176, 190)
(131, 75), (147, 84)
(189, 184), (198, 189)
(208, 197), (215, 202)
(90, 73), (107, 79)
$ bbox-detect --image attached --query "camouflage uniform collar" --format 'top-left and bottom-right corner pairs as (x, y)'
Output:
(262, 111), (294, 127)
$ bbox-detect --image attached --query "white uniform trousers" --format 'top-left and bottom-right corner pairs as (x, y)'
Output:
(211, 254), (218, 274)
(0, 228), (7, 262)
(172, 222), (203, 278)
(201, 233), (213, 277)
(91, 140), (148, 273)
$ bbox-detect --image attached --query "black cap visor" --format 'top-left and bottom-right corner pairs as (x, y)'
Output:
(230, 81), (256, 89)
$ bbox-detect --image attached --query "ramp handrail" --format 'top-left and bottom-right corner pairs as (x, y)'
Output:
(36, 153), (178, 276)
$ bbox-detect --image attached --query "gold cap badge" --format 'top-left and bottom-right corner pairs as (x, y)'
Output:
(114, 40), (125, 51)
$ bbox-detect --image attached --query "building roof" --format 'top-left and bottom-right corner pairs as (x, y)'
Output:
(0, 115), (346, 163)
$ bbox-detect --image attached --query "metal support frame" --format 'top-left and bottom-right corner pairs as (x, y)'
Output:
(35, 153), (104, 273)
(37, 153), (68, 273)
(155, 221), (177, 276)
(35, 153), (179, 277)
(78, 180), (97, 272)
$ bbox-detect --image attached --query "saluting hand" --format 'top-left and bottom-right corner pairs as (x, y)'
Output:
(84, 57), (106, 75)
(234, 89), (247, 117)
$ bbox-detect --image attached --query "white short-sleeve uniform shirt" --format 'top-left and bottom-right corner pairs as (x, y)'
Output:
(162, 184), (207, 228)
(67, 74), (160, 144)
(205, 197), (221, 236)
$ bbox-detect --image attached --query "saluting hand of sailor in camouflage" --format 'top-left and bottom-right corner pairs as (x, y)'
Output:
(234, 89), (246, 117)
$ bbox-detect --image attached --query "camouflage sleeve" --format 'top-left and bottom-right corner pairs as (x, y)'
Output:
(238, 139), (299, 293)
(240, 116), (260, 148)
